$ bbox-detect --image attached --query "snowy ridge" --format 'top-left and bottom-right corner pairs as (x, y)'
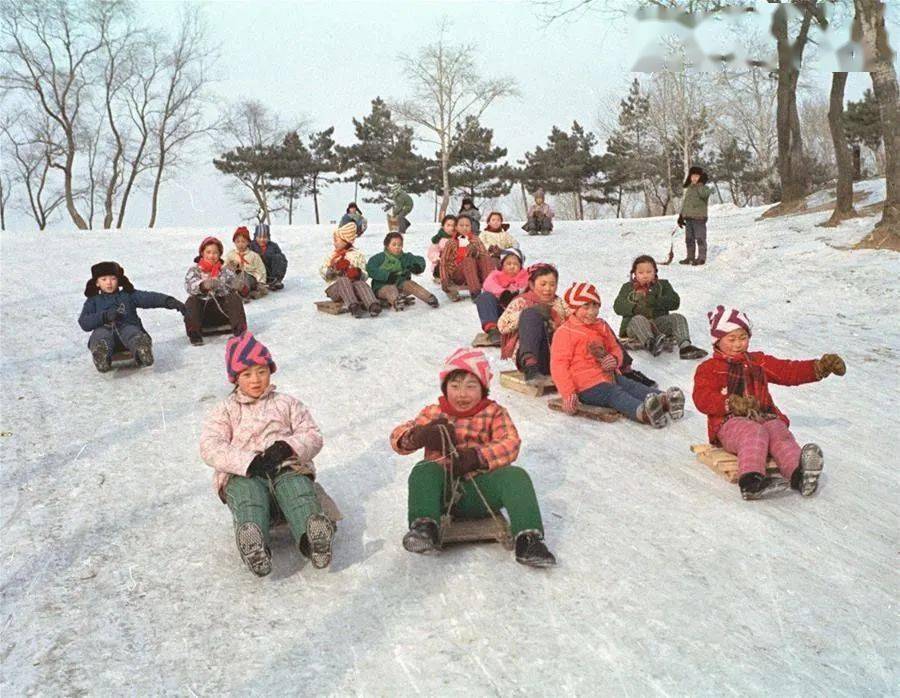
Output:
(1, 185), (898, 695)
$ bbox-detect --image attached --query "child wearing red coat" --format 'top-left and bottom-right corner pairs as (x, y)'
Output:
(692, 305), (846, 500)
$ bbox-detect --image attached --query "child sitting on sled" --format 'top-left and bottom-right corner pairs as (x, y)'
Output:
(693, 306), (846, 500)
(475, 248), (528, 346)
(428, 214), (456, 282)
(250, 224), (288, 291)
(522, 189), (554, 235)
(183, 236), (248, 345)
(438, 215), (495, 302)
(78, 261), (187, 372)
(497, 263), (566, 383)
(320, 222), (381, 318)
(200, 332), (336, 576)
(366, 232), (439, 310)
(224, 227), (268, 300)
(612, 255), (707, 359)
(479, 212), (518, 266)
(550, 282), (683, 428)
(390, 348), (556, 567)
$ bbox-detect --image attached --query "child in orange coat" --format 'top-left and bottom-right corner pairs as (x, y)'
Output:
(550, 282), (683, 428)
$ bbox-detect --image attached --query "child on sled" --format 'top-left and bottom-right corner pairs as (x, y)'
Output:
(320, 222), (381, 318)
(693, 306), (846, 500)
(224, 227), (268, 301)
(250, 224), (288, 290)
(522, 189), (554, 235)
(479, 212), (519, 267)
(200, 332), (337, 576)
(438, 215), (495, 302)
(390, 348), (556, 567)
(612, 255), (707, 359)
(78, 261), (187, 372)
(428, 214), (457, 283)
(550, 282), (683, 428)
(366, 232), (439, 310)
(475, 248), (528, 346)
(184, 236), (248, 346)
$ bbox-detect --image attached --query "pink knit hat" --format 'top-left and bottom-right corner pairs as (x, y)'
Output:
(708, 305), (752, 340)
(440, 348), (493, 390)
(225, 332), (277, 383)
(564, 282), (601, 308)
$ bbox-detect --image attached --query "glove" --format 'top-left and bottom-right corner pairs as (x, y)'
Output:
(677, 214), (685, 228)
(200, 278), (221, 292)
(727, 394), (761, 418)
(405, 417), (453, 452)
(488, 245), (502, 256)
(246, 440), (294, 478)
(562, 393), (579, 415)
(451, 447), (483, 477)
(102, 307), (119, 323)
(533, 303), (552, 321)
(587, 341), (607, 361)
(226, 259), (240, 271)
(599, 353), (618, 372)
(165, 297), (188, 317)
(499, 290), (514, 306)
(324, 268), (338, 281)
(816, 353), (846, 378)
(346, 267), (361, 281)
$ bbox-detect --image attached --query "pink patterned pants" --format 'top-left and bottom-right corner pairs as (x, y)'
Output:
(717, 417), (801, 479)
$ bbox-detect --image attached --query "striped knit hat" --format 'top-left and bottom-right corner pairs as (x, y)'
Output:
(333, 221), (358, 245)
(564, 282), (601, 308)
(440, 348), (493, 390)
(708, 305), (752, 340)
(225, 332), (277, 383)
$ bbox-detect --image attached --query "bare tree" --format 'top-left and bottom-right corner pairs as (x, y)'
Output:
(0, 169), (10, 230)
(820, 72), (858, 227)
(391, 21), (518, 214)
(1, 115), (66, 229)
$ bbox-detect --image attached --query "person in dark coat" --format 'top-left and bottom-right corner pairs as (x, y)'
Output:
(677, 166), (712, 266)
(339, 202), (368, 236)
(78, 261), (187, 372)
(250, 223), (288, 290)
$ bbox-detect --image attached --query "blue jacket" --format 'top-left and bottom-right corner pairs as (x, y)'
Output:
(78, 290), (171, 332)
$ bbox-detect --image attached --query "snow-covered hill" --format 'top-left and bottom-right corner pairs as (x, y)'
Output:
(1, 181), (898, 695)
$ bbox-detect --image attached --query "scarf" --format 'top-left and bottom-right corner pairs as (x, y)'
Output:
(632, 279), (654, 294)
(438, 395), (491, 419)
(198, 258), (222, 278)
(722, 350), (774, 415)
(380, 251), (403, 275)
(257, 241), (268, 255)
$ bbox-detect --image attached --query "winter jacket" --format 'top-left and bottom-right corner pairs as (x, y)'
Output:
(339, 212), (368, 236)
(550, 316), (625, 400)
(680, 183), (711, 219)
(391, 401), (520, 471)
(482, 269), (529, 298)
(390, 191), (413, 217)
(693, 350), (820, 444)
(223, 248), (267, 284)
(612, 279), (681, 336)
(366, 250), (426, 292)
(319, 247), (368, 282)
(200, 385), (323, 500)
(479, 228), (519, 253)
(78, 289), (171, 333)
(185, 264), (239, 299)
(439, 235), (490, 290)
(527, 201), (554, 219)
(458, 206), (481, 233)
(250, 239), (286, 265)
(497, 293), (567, 360)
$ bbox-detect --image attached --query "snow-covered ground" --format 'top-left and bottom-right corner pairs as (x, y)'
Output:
(2, 181), (898, 695)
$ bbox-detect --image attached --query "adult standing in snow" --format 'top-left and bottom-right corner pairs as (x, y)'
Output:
(339, 202), (368, 237)
(386, 184), (413, 234)
(677, 166), (711, 266)
(522, 189), (554, 235)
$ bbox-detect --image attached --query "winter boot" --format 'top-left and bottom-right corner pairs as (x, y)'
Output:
(515, 532), (556, 568)
(368, 302), (382, 317)
(678, 258), (694, 265)
(349, 302), (367, 319)
(791, 443), (824, 497)
(522, 364), (544, 385)
(470, 291), (481, 303)
(188, 333), (204, 346)
(639, 393), (668, 428)
(663, 387), (685, 420)
(486, 327), (502, 346)
(302, 513), (336, 569)
(268, 280), (284, 291)
(403, 519), (439, 554)
(446, 287), (460, 303)
(693, 259), (706, 266)
(738, 472), (790, 501)
(679, 344), (708, 360)
(133, 335), (154, 367)
(91, 341), (112, 373)
(623, 368), (657, 389)
(426, 295), (440, 308)
(647, 334), (667, 357)
(235, 522), (272, 577)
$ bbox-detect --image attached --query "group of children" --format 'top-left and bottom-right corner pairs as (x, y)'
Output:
(78, 197), (847, 577)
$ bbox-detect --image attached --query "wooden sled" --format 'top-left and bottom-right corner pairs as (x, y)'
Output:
(691, 444), (778, 483)
(440, 513), (513, 550)
(315, 297), (414, 315)
(110, 351), (136, 368)
(499, 370), (557, 397)
(472, 331), (500, 348)
(201, 323), (232, 337)
(547, 398), (620, 422)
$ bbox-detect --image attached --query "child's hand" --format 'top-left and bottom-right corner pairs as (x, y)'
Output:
(562, 393), (580, 415)
(102, 308), (119, 324)
(324, 268), (338, 281)
(816, 353), (846, 378)
(727, 394), (760, 417)
(405, 417), (453, 451)
(599, 354), (618, 372)
(587, 341), (607, 360)
(165, 297), (188, 316)
(451, 448), (483, 477)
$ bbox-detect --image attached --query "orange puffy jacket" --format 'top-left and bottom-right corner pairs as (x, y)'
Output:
(550, 316), (624, 400)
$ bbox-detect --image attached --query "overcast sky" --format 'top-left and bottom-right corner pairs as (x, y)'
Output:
(2, 0), (883, 232)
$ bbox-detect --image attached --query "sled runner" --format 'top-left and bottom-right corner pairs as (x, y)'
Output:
(472, 332), (500, 348)
(499, 370), (557, 398)
(691, 444), (778, 483)
(110, 350), (136, 368)
(201, 323), (232, 337)
(547, 398), (620, 422)
(440, 513), (513, 550)
(315, 297), (414, 315)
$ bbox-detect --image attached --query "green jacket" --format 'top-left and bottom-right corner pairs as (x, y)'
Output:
(366, 250), (426, 292)
(612, 279), (681, 336)
(391, 191), (413, 218)
(680, 184), (711, 219)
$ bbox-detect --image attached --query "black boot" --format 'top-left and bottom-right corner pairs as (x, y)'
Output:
(792, 443), (824, 496)
(188, 333), (204, 346)
(235, 522), (272, 577)
(349, 302), (367, 319)
(303, 513), (336, 569)
(522, 364), (543, 384)
(679, 344), (708, 360)
(133, 335), (154, 367)
(678, 258), (694, 265)
(402, 519), (439, 553)
(368, 302), (382, 317)
(427, 295), (440, 308)
(91, 341), (112, 373)
(693, 259), (706, 266)
(515, 532), (556, 568)
(739, 472), (789, 501)
(647, 334), (667, 357)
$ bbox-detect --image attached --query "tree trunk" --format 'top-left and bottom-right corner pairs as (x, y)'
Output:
(853, 145), (862, 180)
(313, 175), (320, 224)
(616, 185), (622, 218)
(62, 139), (88, 230)
(854, 0), (900, 243)
(519, 181), (528, 217)
(148, 149), (166, 228)
(353, 179), (358, 202)
(0, 180), (5, 231)
(440, 141), (451, 215)
(822, 72), (858, 227)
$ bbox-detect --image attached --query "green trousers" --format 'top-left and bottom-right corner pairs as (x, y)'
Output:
(225, 470), (322, 546)
(407, 460), (544, 537)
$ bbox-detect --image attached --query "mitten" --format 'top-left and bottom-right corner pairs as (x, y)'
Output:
(264, 440), (294, 464)
(324, 268), (337, 281)
(562, 393), (579, 415)
(452, 447), (483, 477)
(677, 214), (685, 228)
(165, 297), (188, 316)
(499, 290), (514, 306)
(102, 307), (119, 324)
(727, 394), (761, 418)
(815, 353), (846, 379)
(346, 267), (361, 281)
(405, 417), (453, 451)
(699, 172), (709, 184)
(587, 341), (607, 361)
(599, 353), (618, 372)
(488, 245), (502, 256)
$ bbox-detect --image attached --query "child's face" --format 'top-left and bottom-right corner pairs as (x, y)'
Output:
(237, 364), (271, 398)
(718, 329), (750, 356)
(446, 373), (483, 411)
(690, 173), (700, 184)
(348, 206), (358, 215)
(202, 245), (221, 264)
(386, 237), (404, 256)
(531, 273), (557, 303)
(575, 302), (600, 323)
(234, 237), (249, 252)
(535, 195), (544, 204)
(634, 262), (656, 286)
(456, 217), (473, 237)
(442, 219), (456, 235)
(488, 214), (502, 229)
(96, 275), (118, 294)
(501, 255), (522, 275)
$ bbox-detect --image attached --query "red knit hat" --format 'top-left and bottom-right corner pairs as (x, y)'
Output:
(225, 332), (277, 383)
(198, 236), (224, 257)
(439, 348), (493, 390)
(233, 226), (251, 242)
(564, 282), (601, 308)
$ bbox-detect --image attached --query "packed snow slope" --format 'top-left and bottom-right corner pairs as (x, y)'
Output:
(2, 181), (898, 696)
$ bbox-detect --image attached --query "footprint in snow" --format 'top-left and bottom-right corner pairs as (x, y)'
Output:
(338, 355), (367, 372)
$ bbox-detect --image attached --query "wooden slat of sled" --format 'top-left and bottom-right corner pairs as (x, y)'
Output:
(499, 370), (557, 398)
(441, 514), (512, 549)
(690, 444), (778, 483)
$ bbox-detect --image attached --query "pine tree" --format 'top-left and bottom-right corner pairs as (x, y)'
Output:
(445, 116), (513, 201)
(709, 139), (765, 206)
(306, 127), (343, 224)
(213, 143), (284, 222)
(605, 79), (655, 216)
(265, 131), (313, 225)
(844, 89), (883, 175)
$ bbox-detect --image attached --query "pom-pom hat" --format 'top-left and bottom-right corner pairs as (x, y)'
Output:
(440, 348), (493, 390)
(225, 331), (277, 383)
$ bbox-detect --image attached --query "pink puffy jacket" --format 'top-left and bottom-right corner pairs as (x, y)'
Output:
(200, 385), (323, 501)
